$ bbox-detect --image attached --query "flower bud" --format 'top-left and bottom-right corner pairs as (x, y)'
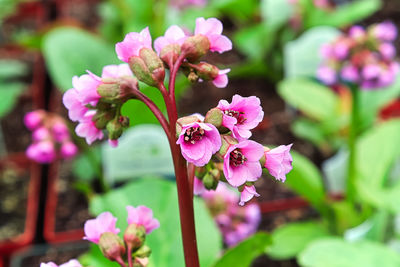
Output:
(195, 166), (207, 179)
(195, 62), (219, 80)
(97, 77), (138, 103)
(98, 232), (126, 261)
(93, 109), (115, 129)
(129, 48), (165, 86)
(259, 146), (270, 166)
(160, 44), (181, 67)
(203, 169), (220, 190)
(181, 35), (210, 62)
(106, 118), (124, 140)
(204, 108), (225, 131)
(176, 115), (202, 136)
(133, 257), (149, 267)
(124, 224), (146, 251)
(133, 245), (151, 258)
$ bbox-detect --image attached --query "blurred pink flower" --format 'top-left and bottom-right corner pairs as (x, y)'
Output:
(194, 17), (232, 53)
(101, 63), (133, 78)
(26, 141), (56, 164)
(24, 110), (43, 130)
(126, 205), (160, 234)
(84, 212), (120, 244)
(116, 27), (153, 62)
(317, 65), (336, 85)
(264, 144), (293, 182)
(193, 176), (206, 195)
(60, 142), (79, 159)
(372, 21), (397, 42)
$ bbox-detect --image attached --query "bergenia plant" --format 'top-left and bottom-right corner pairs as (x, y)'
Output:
(61, 17), (293, 267)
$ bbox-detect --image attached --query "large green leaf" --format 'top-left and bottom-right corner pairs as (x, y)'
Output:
(278, 78), (339, 121)
(305, 0), (381, 29)
(299, 237), (400, 267)
(284, 26), (340, 79)
(87, 178), (222, 267)
(268, 221), (329, 260)
(233, 24), (273, 60)
(0, 82), (26, 118)
(355, 119), (400, 213)
(260, 0), (293, 30)
(42, 27), (119, 92)
(214, 232), (271, 267)
(284, 151), (328, 214)
(0, 59), (28, 80)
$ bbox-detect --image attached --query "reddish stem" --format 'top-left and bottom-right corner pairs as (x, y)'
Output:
(127, 245), (133, 267)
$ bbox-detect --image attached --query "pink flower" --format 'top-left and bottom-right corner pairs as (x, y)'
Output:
(24, 110), (43, 130)
(239, 185), (260, 206)
(193, 176), (206, 195)
(62, 88), (88, 122)
(264, 144), (293, 182)
(212, 68), (230, 88)
(126, 205), (160, 234)
(349, 25), (366, 40)
(84, 212), (120, 244)
(41, 260), (82, 267)
(372, 21), (397, 42)
(26, 141), (56, 164)
(108, 139), (119, 148)
(202, 182), (238, 204)
(379, 43), (396, 59)
(217, 95), (264, 140)
(317, 65), (336, 85)
(72, 73), (102, 106)
(333, 40), (349, 60)
(194, 17), (232, 53)
(223, 140), (264, 187)
(52, 121), (70, 142)
(362, 64), (380, 80)
(75, 110), (104, 145)
(116, 27), (153, 62)
(154, 25), (187, 55)
(101, 64), (133, 78)
(176, 122), (221, 166)
(340, 65), (359, 82)
(32, 127), (51, 142)
(60, 142), (78, 159)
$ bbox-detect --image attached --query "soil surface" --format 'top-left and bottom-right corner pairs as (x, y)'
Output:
(54, 161), (91, 233)
(0, 163), (29, 241)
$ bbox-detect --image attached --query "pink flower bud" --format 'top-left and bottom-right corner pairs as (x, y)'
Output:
(24, 110), (44, 130)
(317, 65), (337, 85)
(98, 232), (126, 262)
(349, 25), (366, 40)
(217, 94), (264, 140)
(264, 144), (293, 182)
(223, 140), (264, 187)
(194, 17), (232, 53)
(83, 212), (120, 244)
(108, 139), (118, 147)
(239, 185), (260, 206)
(52, 121), (70, 142)
(32, 127), (51, 142)
(340, 65), (359, 82)
(116, 27), (153, 63)
(26, 141), (56, 164)
(60, 142), (78, 159)
(176, 122), (221, 166)
(126, 205), (160, 234)
(379, 43), (396, 59)
(372, 21), (397, 42)
(124, 223), (146, 250)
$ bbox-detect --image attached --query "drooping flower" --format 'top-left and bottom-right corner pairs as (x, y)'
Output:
(239, 185), (260, 206)
(223, 140), (264, 187)
(72, 72), (102, 106)
(264, 144), (293, 182)
(154, 25), (187, 55)
(176, 122), (221, 166)
(116, 27), (153, 62)
(217, 95), (264, 140)
(126, 205), (160, 234)
(194, 17), (232, 53)
(212, 68), (230, 88)
(84, 212), (120, 244)
(26, 141), (56, 164)
(75, 110), (104, 145)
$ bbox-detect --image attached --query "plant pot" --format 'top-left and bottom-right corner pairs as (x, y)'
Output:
(43, 160), (91, 244)
(10, 241), (89, 267)
(0, 153), (41, 255)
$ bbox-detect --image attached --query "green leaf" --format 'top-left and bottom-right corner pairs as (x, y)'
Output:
(42, 27), (119, 92)
(284, 26), (340, 79)
(0, 82), (26, 118)
(260, 0), (294, 29)
(214, 232), (271, 267)
(355, 119), (400, 213)
(284, 151), (327, 214)
(72, 146), (102, 182)
(292, 118), (327, 147)
(278, 78), (339, 121)
(268, 221), (329, 260)
(88, 178), (222, 267)
(299, 237), (400, 267)
(305, 0), (381, 29)
(0, 59), (28, 80)
(233, 24), (273, 59)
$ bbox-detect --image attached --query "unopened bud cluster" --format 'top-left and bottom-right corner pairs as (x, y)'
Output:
(177, 94), (293, 205)
(83, 206), (159, 266)
(63, 64), (137, 147)
(24, 110), (78, 164)
(317, 21), (399, 90)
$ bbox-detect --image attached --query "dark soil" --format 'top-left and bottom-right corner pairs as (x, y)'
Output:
(16, 242), (89, 267)
(54, 161), (91, 233)
(0, 163), (29, 241)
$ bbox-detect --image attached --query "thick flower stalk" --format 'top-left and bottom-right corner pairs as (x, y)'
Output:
(61, 17), (293, 267)
(24, 110), (78, 163)
(317, 21), (399, 90)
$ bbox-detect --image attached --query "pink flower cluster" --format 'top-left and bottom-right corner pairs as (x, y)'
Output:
(63, 64), (136, 147)
(317, 22), (399, 90)
(116, 17), (231, 88)
(24, 110), (78, 164)
(177, 94), (293, 205)
(40, 260), (82, 267)
(198, 182), (261, 247)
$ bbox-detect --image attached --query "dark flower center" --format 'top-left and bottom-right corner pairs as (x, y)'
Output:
(230, 149), (246, 167)
(184, 126), (204, 144)
(224, 109), (246, 124)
